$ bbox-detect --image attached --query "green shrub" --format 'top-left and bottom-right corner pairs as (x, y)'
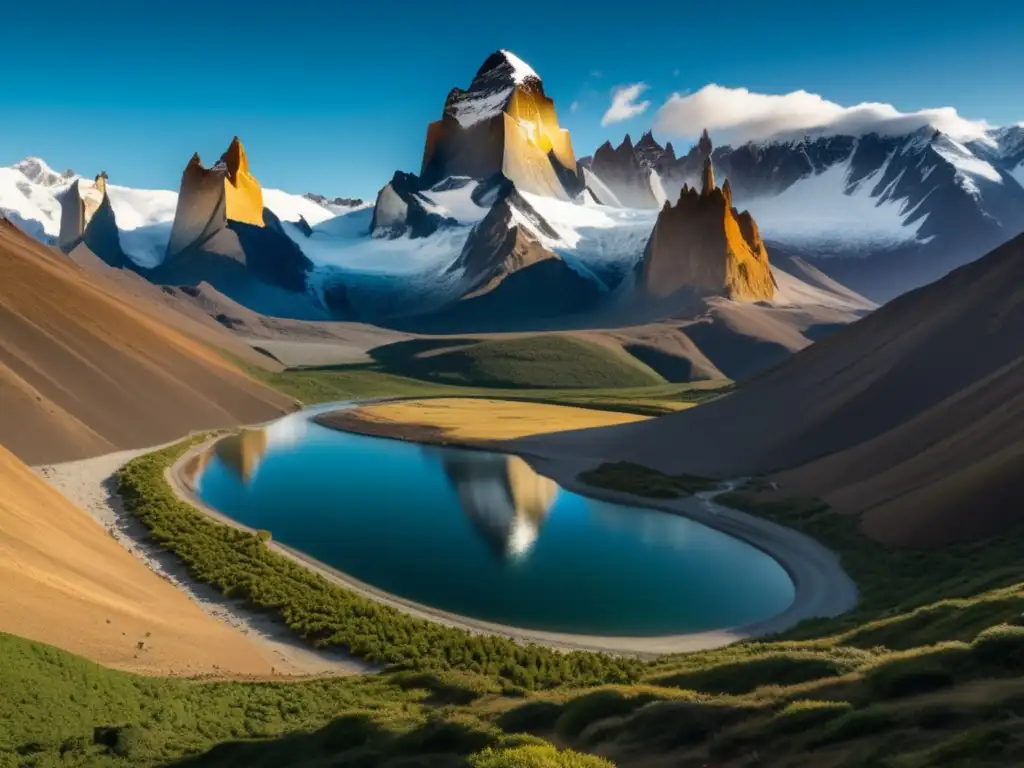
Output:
(766, 700), (853, 736)
(619, 697), (762, 749)
(808, 708), (897, 747)
(862, 645), (970, 699)
(554, 690), (658, 739)
(654, 652), (861, 695)
(971, 624), (1024, 670)
(497, 701), (565, 734)
(469, 744), (615, 768)
(388, 670), (502, 705)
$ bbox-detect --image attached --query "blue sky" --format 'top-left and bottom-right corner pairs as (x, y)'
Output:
(2, 0), (1021, 198)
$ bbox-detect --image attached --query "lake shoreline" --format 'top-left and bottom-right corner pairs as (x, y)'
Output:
(169, 402), (858, 655)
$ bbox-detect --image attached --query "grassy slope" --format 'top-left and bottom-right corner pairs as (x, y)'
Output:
(9, 379), (1024, 765)
(367, 336), (667, 390)
(0, 632), (608, 767)
(248, 363), (730, 417)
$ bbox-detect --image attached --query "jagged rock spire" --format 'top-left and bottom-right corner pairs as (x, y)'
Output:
(722, 178), (732, 206)
(699, 129), (716, 195)
(698, 128), (712, 158)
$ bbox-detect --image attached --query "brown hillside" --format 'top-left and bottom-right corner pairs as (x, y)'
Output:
(0, 443), (274, 675)
(0, 220), (291, 464)
(524, 233), (1024, 546)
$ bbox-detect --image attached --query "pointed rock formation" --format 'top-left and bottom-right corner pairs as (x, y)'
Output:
(419, 50), (580, 200)
(156, 138), (314, 299)
(639, 130), (776, 301)
(369, 171), (458, 239)
(57, 172), (108, 250)
(56, 172), (129, 267)
(586, 134), (667, 209)
(167, 137), (265, 258)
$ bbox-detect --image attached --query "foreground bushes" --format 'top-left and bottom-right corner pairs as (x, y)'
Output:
(118, 441), (642, 691)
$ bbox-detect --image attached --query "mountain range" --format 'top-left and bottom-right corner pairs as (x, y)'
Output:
(1, 49), (1020, 382)
(582, 125), (1024, 300)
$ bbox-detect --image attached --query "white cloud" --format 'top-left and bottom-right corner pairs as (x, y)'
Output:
(601, 83), (651, 127)
(570, 100), (580, 114)
(654, 84), (993, 145)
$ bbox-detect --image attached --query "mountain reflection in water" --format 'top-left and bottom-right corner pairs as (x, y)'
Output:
(428, 448), (559, 561)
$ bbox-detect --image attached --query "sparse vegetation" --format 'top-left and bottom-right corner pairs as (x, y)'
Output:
(241, 353), (730, 415)
(10, 416), (1024, 766)
(368, 335), (668, 390)
(116, 440), (642, 691)
(578, 461), (719, 498)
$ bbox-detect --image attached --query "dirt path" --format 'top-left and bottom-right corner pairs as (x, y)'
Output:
(35, 448), (373, 677)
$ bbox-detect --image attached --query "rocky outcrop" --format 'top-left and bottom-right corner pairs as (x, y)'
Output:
(369, 171), (458, 239)
(639, 131), (776, 301)
(419, 50), (580, 200)
(56, 172), (129, 267)
(152, 138), (314, 302)
(400, 183), (604, 331)
(166, 137), (264, 258)
(587, 135), (660, 209)
(303, 192), (365, 209)
(57, 173), (108, 250)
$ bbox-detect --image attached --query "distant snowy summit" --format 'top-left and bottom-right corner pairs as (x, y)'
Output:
(582, 124), (1024, 299)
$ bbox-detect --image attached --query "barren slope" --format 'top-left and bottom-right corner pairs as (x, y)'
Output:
(0, 444), (275, 676)
(522, 233), (1024, 545)
(0, 220), (291, 463)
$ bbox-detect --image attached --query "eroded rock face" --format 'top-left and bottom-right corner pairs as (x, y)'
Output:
(156, 138), (314, 299)
(419, 50), (580, 200)
(166, 137), (264, 257)
(640, 131), (775, 301)
(57, 172), (128, 267)
(57, 173), (108, 250)
(369, 172), (459, 239)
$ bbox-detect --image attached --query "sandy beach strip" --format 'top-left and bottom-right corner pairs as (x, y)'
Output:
(35, 446), (373, 677)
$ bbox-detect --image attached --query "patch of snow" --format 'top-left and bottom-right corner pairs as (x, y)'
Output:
(0, 167), (65, 239)
(649, 169), (668, 207)
(301, 207), (472, 280)
(931, 134), (1003, 197)
(581, 167), (623, 208)
(739, 157), (926, 250)
(449, 87), (516, 129)
(499, 50), (539, 84)
(520, 191), (657, 265)
(416, 179), (488, 224)
(104, 185), (178, 267)
(263, 188), (338, 226)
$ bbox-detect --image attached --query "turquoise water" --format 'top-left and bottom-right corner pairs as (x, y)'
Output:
(195, 412), (795, 636)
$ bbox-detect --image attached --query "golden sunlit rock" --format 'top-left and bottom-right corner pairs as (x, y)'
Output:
(420, 51), (579, 200)
(640, 130), (776, 301)
(166, 137), (265, 257)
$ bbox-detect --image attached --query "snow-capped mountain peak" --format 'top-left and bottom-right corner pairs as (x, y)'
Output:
(12, 157), (76, 188)
(444, 50), (542, 128)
